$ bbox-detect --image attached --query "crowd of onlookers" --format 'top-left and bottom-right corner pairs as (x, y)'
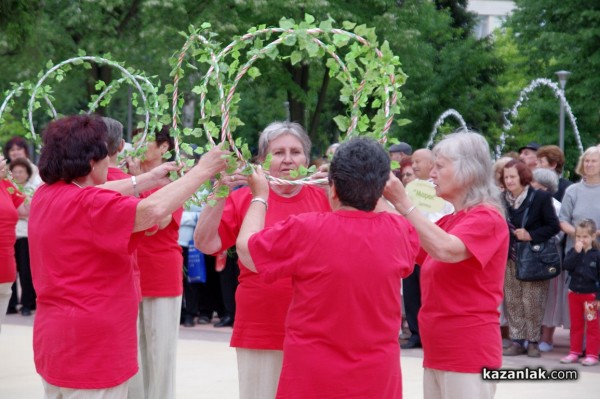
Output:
(1, 120), (599, 399)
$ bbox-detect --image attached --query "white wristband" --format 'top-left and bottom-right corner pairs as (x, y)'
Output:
(131, 175), (139, 198)
(402, 205), (417, 217)
(250, 197), (268, 210)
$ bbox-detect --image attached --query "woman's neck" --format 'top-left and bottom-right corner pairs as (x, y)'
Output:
(271, 184), (302, 198)
(585, 175), (600, 185)
(141, 159), (162, 173)
(510, 185), (526, 197)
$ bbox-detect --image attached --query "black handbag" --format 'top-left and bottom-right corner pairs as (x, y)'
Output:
(514, 191), (561, 282)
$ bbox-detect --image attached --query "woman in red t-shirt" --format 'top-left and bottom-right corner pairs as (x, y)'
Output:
(236, 138), (419, 398)
(131, 126), (185, 399)
(194, 121), (331, 399)
(28, 115), (228, 398)
(384, 131), (509, 399)
(0, 155), (27, 332)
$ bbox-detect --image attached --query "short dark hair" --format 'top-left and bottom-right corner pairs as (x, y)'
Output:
(38, 115), (108, 184)
(3, 136), (29, 159)
(329, 137), (390, 211)
(133, 125), (175, 161)
(501, 159), (533, 189)
(8, 157), (33, 178)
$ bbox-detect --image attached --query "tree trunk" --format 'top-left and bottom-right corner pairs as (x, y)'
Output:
(309, 66), (330, 146)
(286, 63), (309, 126)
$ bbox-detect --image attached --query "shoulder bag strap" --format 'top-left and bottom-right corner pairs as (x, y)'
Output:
(520, 189), (536, 229)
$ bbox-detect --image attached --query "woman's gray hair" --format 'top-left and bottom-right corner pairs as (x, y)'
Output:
(532, 168), (559, 194)
(257, 121), (311, 163)
(101, 117), (124, 156)
(433, 131), (504, 215)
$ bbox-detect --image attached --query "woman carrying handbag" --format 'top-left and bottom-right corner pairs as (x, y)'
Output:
(500, 159), (560, 357)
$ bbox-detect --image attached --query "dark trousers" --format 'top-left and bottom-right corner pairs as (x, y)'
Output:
(403, 264), (421, 343)
(8, 238), (36, 311)
(219, 251), (239, 319)
(182, 248), (224, 319)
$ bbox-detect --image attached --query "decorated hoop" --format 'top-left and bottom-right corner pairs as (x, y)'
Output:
(27, 55), (156, 150)
(171, 17), (405, 186)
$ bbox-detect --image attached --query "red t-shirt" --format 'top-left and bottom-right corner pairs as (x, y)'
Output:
(249, 210), (419, 398)
(0, 179), (25, 283)
(418, 205), (509, 372)
(29, 181), (142, 388)
(137, 187), (183, 297)
(217, 185), (330, 349)
(107, 167), (142, 302)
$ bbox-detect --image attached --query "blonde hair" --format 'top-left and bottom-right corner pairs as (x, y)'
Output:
(575, 219), (600, 249)
(575, 146), (600, 177)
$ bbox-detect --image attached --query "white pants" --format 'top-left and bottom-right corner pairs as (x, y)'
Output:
(0, 282), (12, 334)
(424, 368), (496, 399)
(236, 348), (283, 399)
(132, 296), (182, 399)
(43, 378), (128, 399)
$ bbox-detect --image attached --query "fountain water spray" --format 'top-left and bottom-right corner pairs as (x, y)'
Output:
(496, 78), (583, 158)
(426, 109), (468, 149)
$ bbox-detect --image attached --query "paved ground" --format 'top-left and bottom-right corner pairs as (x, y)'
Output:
(1, 313), (598, 398)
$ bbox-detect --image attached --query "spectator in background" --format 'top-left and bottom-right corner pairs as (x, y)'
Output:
(389, 142), (412, 163)
(518, 142), (540, 170)
(0, 155), (27, 329)
(501, 159), (560, 358)
(536, 145), (572, 201)
(3, 136), (42, 186)
(559, 146), (600, 271)
(8, 157), (40, 316)
(531, 168), (569, 353)
(396, 157), (415, 186)
(411, 149), (433, 181)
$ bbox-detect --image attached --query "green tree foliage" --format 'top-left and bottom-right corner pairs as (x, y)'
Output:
(0, 0), (504, 159)
(507, 0), (600, 169)
(382, 0), (504, 148)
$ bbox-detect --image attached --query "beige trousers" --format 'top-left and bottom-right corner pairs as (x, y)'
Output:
(42, 379), (128, 399)
(424, 368), (496, 399)
(236, 348), (283, 399)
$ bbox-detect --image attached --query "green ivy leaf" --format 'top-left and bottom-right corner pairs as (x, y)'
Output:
(290, 51), (302, 66)
(262, 153), (272, 170)
(247, 67), (261, 79)
(279, 17), (295, 30)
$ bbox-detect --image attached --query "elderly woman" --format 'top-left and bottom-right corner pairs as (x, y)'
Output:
(8, 157), (41, 317)
(384, 131), (509, 399)
(28, 115), (227, 398)
(501, 159), (560, 358)
(531, 168), (569, 353)
(385, 131), (508, 399)
(194, 121), (331, 399)
(235, 138), (419, 398)
(560, 146), (600, 253)
(0, 155), (27, 332)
